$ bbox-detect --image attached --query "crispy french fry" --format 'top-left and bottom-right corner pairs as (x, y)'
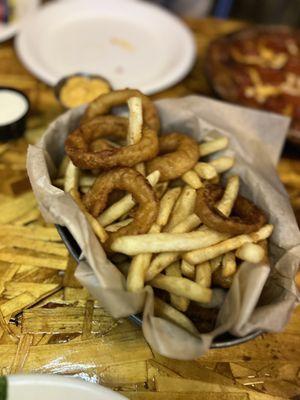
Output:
(166, 261), (190, 312)
(98, 171), (160, 226)
(236, 242), (265, 263)
(64, 160), (79, 193)
(98, 194), (134, 227)
(135, 162), (146, 176)
(181, 259), (195, 279)
(79, 175), (96, 187)
(184, 224), (273, 265)
(156, 187), (181, 227)
(221, 251), (237, 277)
(150, 274), (212, 303)
(58, 156), (70, 178)
(170, 213), (201, 233)
(70, 189), (108, 243)
(195, 261), (212, 287)
(112, 229), (229, 255)
(126, 224), (161, 292)
(145, 214), (202, 281)
(209, 156), (235, 173)
(127, 96), (143, 145)
(213, 266), (234, 288)
(210, 255), (222, 272)
(105, 218), (133, 232)
(181, 170), (203, 189)
(165, 186), (197, 230)
(199, 136), (229, 157)
(145, 252), (179, 282)
(194, 162), (217, 180)
(154, 298), (198, 335)
(216, 175), (239, 217)
(154, 182), (169, 199)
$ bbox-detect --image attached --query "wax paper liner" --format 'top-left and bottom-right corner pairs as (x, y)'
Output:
(27, 95), (300, 359)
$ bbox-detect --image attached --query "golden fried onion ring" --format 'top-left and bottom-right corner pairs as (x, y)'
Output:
(83, 167), (158, 249)
(147, 133), (199, 181)
(82, 88), (160, 131)
(195, 184), (267, 234)
(65, 115), (159, 170)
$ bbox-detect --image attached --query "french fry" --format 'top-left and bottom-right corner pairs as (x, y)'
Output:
(145, 214), (202, 281)
(194, 162), (217, 180)
(181, 170), (203, 189)
(156, 187), (181, 227)
(127, 96), (143, 145)
(58, 156), (69, 178)
(199, 136), (229, 157)
(105, 218), (133, 232)
(221, 251), (237, 277)
(150, 274), (212, 303)
(195, 261), (212, 287)
(166, 261), (190, 312)
(209, 156), (235, 173)
(181, 259), (195, 279)
(64, 160), (79, 193)
(112, 229), (229, 255)
(216, 175), (239, 217)
(165, 186), (197, 230)
(98, 170), (160, 227)
(146, 252), (180, 282)
(170, 213), (201, 233)
(79, 175), (96, 187)
(70, 188), (108, 243)
(184, 224), (273, 265)
(154, 298), (198, 335)
(213, 266), (234, 288)
(154, 182), (169, 199)
(236, 242), (265, 263)
(135, 162), (146, 176)
(126, 224), (161, 292)
(210, 255), (222, 272)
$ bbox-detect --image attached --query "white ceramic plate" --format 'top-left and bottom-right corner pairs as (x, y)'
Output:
(15, 0), (196, 94)
(7, 375), (127, 400)
(0, 0), (39, 43)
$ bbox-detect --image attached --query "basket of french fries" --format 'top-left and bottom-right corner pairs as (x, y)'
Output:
(27, 89), (300, 359)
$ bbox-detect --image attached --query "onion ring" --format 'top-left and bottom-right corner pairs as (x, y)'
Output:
(82, 88), (160, 131)
(83, 167), (158, 249)
(146, 133), (199, 181)
(65, 115), (159, 170)
(195, 184), (267, 234)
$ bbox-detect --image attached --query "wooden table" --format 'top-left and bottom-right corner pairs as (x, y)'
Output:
(0, 18), (299, 399)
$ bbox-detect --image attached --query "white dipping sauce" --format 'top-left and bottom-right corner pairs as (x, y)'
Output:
(0, 90), (28, 125)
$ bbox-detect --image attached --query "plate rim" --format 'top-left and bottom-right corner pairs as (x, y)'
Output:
(15, 0), (196, 94)
(8, 374), (127, 399)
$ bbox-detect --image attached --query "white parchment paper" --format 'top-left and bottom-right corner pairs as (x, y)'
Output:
(27, 95), (300, 359)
